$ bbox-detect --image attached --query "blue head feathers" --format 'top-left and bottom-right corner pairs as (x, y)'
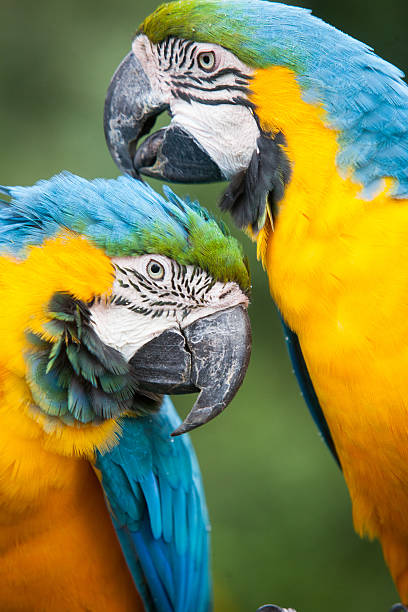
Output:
(0, 172), (249, 289)
(142, 0), (408, 199)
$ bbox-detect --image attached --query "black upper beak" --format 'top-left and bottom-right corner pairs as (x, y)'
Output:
(104, 51), (225, 183)
(129, 305), (251, 435)
(104, 52), (167, 176)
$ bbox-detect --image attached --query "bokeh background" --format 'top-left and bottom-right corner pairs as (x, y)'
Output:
(2, 0), (408, 610)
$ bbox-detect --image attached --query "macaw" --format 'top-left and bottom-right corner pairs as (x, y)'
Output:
(0, 171), (252, 611)
(103, 0), (408, 607)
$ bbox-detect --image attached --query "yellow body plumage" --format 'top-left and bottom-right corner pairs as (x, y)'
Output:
(251, 67), (408, 601)
(0, 234), (142, 610)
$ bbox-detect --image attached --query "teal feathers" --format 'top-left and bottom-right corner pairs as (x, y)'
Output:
(25, 292), (158, 425)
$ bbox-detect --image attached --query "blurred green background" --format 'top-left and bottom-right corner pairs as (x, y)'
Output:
(2, 0), (408, 610)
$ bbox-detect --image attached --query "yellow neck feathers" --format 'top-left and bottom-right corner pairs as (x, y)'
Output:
(249, 67), (396, 329)
(0, 234), (121, 510)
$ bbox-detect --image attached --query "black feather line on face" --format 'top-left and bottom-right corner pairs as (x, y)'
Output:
(25, 292), (161, 426)
(219, 131), (292, 231)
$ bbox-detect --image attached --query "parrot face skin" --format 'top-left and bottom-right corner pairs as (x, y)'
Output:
(105, 0), (408, 606)
(105, 34), (259, 182)
(0, 172), (251, 611)
(87, 252), (250, 435)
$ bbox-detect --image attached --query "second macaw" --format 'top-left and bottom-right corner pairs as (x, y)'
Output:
(104, 0), (408, 607)
(0, 172), (251, 611)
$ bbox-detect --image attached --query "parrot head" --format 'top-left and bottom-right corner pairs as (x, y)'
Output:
(0, 172), (251, 446)
(105, 0), (408, 232)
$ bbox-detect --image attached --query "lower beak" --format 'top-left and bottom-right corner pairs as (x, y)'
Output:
(133, 125), (225, 183)
(129, 305), (251, 435)
(104, 52), (225, 183)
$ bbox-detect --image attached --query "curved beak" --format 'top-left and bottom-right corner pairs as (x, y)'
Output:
(104, 52), (167, 176)
(104, 51), (225, 182)
(129, 305), (251, 435)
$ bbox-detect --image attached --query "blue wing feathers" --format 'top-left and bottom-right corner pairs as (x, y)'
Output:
(114, 525), (153, 607)
(141, 473), (163, 540)
(143, 534), (175, 602)
(188, 488), (199, 562)
(159, 475), (173, 544)
(128, 528), (173, 612)
(173, 486), (187, 555)
(280, 318), (340, 467)
(95, 396), (211, 612)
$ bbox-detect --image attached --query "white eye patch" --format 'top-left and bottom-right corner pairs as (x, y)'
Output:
(89, 254), (249, 361)
(171, 99), (260, 178)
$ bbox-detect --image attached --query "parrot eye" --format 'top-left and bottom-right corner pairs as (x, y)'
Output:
(197, 51), (216, 72)
(147, 259), (165, 280)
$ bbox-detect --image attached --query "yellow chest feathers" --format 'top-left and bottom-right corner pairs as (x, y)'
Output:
(0, 234), (121, 514)
(249, 67), (408, 340)
(249, 68), (408, 540)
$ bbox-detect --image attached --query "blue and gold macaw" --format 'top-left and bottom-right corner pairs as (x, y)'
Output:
(104, 0), (408, 606)
(0, 172), (251, 611)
